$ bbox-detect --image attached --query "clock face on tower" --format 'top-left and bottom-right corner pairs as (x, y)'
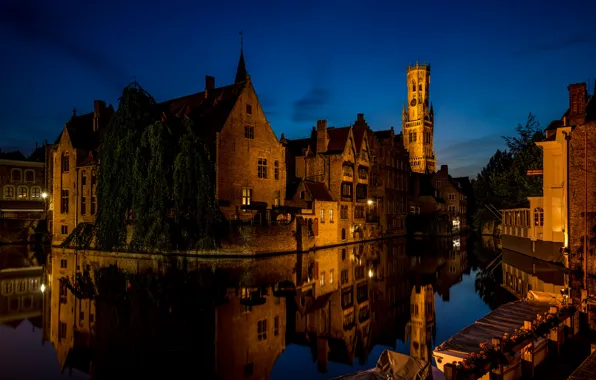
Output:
(410, 98), (417, 107)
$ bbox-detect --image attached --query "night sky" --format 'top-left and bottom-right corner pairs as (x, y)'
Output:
(1, 0), (595, 177)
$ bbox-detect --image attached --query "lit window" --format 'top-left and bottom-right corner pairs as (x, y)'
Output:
(330, 269), (334, 284)
(242, 188), (252, 205)
(17, 186), (28, 199)
(320, 272), (325, 287)
(31, 187), (41, 199)
(329, 209), (334, 223)
(257, 158), (267, 179)
(320, 209), (325, 223)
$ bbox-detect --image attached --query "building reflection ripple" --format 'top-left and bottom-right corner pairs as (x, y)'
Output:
(36, 235), (483, 379)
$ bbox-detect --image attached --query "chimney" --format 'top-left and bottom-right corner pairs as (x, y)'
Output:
(316, 120), (328, 153)
(205, 76), (215, 91)
(441, 164), (448, 174)
(568, 83), (587, 126)
(93, 100), (106, 132)
(357, 113), (364, 121)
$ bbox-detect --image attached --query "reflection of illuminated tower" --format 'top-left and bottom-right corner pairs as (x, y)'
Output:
(406, 284), (436, 362)
(401, 62), (436, 173)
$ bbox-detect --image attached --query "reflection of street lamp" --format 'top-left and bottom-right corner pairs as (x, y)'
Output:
(41, 192), (48, 220)
(41, 284), (46, 293)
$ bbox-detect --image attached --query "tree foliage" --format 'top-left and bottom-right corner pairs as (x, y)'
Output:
(473, 113), (545, 228)
(96, 82), (224, 252)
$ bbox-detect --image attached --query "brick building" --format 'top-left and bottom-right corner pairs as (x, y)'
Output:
(47, 101), (113, 244)
(356, 117), (410, 236)
(48, 47), (286, 245)
(283, 119), (373, 247)
(431, 165), (468, 232)
(0, 149), (46, 220)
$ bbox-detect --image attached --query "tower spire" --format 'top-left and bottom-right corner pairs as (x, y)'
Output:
(235, 30), (248, 83)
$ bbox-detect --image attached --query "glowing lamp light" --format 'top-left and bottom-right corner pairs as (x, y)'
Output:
(41, 284), (46, 293)
(367, 199), (373, 205)
(41, 192), (48, 199)
(368, 269), (373, 278)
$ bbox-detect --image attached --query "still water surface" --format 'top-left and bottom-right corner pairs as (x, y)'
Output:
(0, 235), (525, 380)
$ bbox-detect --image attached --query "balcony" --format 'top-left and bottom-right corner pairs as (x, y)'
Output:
(501, 208), (532, 239)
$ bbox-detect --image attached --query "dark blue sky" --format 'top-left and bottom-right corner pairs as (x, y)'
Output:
(1, 0), (595, 177)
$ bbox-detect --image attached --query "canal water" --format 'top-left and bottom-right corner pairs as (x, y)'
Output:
(0, 235), (521, 380)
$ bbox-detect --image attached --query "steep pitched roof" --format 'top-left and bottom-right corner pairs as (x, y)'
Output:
(352, 125), (366, 153)
(159, 82), (245, 136)
(374, 129), (393, 141)
(235, 48), (248, 84)
(326, 127), (351, 153)
(28, 145), (46, 162)
(285, 137), (315, 157)
(304, 181), (334, 201)
(0, 151), (27, 161)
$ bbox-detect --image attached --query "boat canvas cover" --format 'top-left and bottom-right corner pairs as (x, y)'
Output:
(435, 295), (557, 354)
(332, 349), (430, 380)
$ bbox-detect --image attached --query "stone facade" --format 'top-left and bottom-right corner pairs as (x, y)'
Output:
(284, 119), (374, 246)
(363, 121), (410, 236)
(48, 101), (109, 245)
(431, 165), (468, 231)
(566, 83), (596, 274)
(0, 151), (45, 220)
(401, 62), (436, 173)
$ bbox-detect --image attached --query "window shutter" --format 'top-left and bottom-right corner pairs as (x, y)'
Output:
(314, 218), (319, 236)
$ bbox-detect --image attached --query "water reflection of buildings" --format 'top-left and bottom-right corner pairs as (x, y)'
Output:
(44, 250), (292, 379)
(0, 245), (43, 330)
(41, 235), (470, 379)
(501, 249), (568, 299)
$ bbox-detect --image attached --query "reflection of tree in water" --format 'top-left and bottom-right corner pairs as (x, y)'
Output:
(61, 264), (229, 379)
(474, 265), (514, 310)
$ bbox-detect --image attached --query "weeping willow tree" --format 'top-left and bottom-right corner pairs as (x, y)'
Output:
(96, 82), (223, 252)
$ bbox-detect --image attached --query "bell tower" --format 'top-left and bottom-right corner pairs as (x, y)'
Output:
(401, 62), (436, 173)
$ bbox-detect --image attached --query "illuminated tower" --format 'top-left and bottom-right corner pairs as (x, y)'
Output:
(406, 284), (436, 362)
(401, 62), (436, 173)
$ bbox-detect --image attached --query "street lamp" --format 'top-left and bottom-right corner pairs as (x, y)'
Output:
(367, 199), (373, 206)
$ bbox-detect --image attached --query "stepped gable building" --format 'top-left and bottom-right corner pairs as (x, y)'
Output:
(48, 46), (286, 245)
(401, 62), (436, 174)
(283, 118), (373, 246)
(352, 114), (410, 236)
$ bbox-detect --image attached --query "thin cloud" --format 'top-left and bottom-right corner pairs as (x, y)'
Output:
(292, 88), (331, 123)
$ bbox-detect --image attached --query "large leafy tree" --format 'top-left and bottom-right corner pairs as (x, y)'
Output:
(473, 113), (545, 229)
(96, 82), (223, 252)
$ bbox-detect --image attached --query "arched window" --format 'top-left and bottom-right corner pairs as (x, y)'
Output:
(11, 169), (21, 182)
(342, 228), (346, 240)
(17, 186), (28, 200)
(30, 187), (41, 199)
(3, 186), (15, 199)
(411, 81), (415, 92)
(61, 153), (70, 173)
(25, 170), (34, 182)
(418, 83), (422, 91)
